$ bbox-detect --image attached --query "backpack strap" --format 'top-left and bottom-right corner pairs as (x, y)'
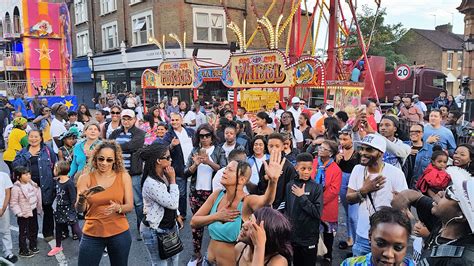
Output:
(430, 245), (464, 258)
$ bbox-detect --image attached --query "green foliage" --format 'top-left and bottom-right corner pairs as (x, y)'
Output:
(344, 5), (409, 71)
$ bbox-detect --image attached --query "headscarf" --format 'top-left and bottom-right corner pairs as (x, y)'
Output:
(12, 117), (27, 128)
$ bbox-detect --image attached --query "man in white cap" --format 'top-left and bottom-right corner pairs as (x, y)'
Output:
(392, 166), (474, 265)
(412, 94), (427, 117)
(346, 134), (408, 256)
(287, 96), (302, 123)
(50, 103), (68, 154)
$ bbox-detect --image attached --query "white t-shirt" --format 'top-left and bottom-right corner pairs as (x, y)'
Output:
(50, 118), (67, 153)
(249, 156), (265, 185)
(0, 172), (13, 207)
(184, 111), (196, 128)
(287, 107), (301, 124)
(196, 146), (215, 191)
(348, 163), (408, 239)
(212, 167), (249, 194)
(195, 112), (207, 130)
(282, 128), (304, 148)
(222, 143), (236, 158)
(310, 112), (323, 127)
(174, 128), (193, 163)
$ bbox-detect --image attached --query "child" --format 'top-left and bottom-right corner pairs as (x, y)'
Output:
(416, 150), (451, 198)
(282, 133), (298, 166)
(58, 127), (80, 163)
(10, 166), (42, 258)
(283, 152), (323, 266)
(0, 172), (18, 263)
(48, 161), (82, 256)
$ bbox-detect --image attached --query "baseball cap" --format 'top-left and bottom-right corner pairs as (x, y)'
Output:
(291, 97), (301, 104)
(412, 94), (419, 99)
(356, 133), (386, 153)
(446, 166), (474, 231)
(325, 104), (335, 111)
(121, 109), (136, 118)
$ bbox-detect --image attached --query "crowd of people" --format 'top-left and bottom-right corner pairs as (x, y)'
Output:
(0, 90), (472, 266)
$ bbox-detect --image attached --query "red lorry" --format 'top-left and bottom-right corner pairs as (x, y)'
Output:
(360, 56), (447, 105)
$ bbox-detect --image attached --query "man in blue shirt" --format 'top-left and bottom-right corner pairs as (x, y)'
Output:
(12, 94), (28, 118)
(423, 109), (456, 155)
(431, 90), (449, 109)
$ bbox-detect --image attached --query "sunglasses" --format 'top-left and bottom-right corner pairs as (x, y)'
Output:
(160, 155), (172, 161)
(97, 157), (114, 163)
(111, 111), (121, 115)
(445, 185), (459, 202)
(358, 146), (377, 153)
(199, 133), (212, 139)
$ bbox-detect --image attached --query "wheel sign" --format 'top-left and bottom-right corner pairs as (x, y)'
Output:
(395, 64), (411, 81)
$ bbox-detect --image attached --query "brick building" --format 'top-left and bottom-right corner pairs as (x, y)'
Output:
(396, 24), (464, 96)
(70, 0), (309, 107)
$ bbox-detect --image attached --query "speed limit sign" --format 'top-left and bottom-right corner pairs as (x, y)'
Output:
(394, 64), (411, 81)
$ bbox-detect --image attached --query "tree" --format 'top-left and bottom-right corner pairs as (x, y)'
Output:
(344, 5), (409, 71)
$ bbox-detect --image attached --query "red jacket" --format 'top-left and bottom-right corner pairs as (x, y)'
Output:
(311, 159), (342, 223)
(416, 164), (451, 193)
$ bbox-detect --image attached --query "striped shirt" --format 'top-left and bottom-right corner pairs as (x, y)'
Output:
(114, 131), (133, 170)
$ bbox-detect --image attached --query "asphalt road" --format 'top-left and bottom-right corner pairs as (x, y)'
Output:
(0, 153), (410, 266)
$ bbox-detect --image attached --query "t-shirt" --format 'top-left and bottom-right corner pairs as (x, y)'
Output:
(114, 131), (132, 170)
(249, 156), (264, 185)
(13, 98), (28, 117)
(196, 146), (215, 191)
(287, 107), (301, 123)
(348, 163), (408, 239)
(174, 128), (193, 163)
(183, 111), (196, 128)
(222, 143), (236, 158)
(423, 124), (456, 155)
(195, 112), (207, 130)
(0, 172), (13, 207)
(50, 118), (67, 153)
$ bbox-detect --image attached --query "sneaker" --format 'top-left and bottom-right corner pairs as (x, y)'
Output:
(187, 256), (202, 266)
(30, 247), (39, 254)
(47, 247), (63, 257)
(72, 234), (79, 240)
(4, 254), (18, 263)
(18, 250), (34, 258)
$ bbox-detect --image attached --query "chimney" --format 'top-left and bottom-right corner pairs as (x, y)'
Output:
(435, 24), (453, 33)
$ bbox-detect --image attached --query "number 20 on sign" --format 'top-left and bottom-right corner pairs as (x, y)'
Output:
(395, 64), (411, 81)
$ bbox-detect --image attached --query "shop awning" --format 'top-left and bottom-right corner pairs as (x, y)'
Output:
(72, 58), (92, 83)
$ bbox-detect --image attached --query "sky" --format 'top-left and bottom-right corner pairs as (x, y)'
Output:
(304, 0), (465, 54)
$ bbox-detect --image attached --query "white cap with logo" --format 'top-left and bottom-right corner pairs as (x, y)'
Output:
(356, 134), (386, 153)
(121, 109), (136, 118)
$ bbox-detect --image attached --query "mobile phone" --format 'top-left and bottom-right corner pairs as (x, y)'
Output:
(360, 104), (367, 113)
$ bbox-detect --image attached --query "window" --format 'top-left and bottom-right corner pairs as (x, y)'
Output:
(76, 30), (89, 56)
(0, 20), (3, 38)
(101, 21), (118, 50)
(4, 13), (11, 34)
(447, 51), (454, 70)
(129, 0), (142, 4)
(192, 7), (227, 44)
(100, 0), (116, 15)
(131, 10), (153, 46)
(457, 51), (463, 70)
(74, 0), (88, 24)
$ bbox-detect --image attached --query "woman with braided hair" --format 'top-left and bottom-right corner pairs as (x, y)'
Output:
(190, 149), (285, 265)
(139, 143), (182, 265)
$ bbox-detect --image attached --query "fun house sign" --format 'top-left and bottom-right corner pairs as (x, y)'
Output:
(141, 59), (196, 89)
(221, 50), (293, 88)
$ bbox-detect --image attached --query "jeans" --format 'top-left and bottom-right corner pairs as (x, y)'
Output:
(140, 223), (180, 266)
(0, 208), (13, 257)
(42, 203), (54, 238)
(176, 177), (187, 217)
(340, 172), (359, 241)
(352, 234), (371, 257)
(78, 230), (132, 266)
(132, 175), (144, 230)
(17, 209), (38, 252)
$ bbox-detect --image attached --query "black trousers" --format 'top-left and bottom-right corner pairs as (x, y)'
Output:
(293, 243), (318, 266)
(17, 209), (38, 252)
(42, 204), (54, 238)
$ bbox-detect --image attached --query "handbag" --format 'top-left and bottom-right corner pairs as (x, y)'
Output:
(317, 233), (327, 256)
(157, 231), (183, 260)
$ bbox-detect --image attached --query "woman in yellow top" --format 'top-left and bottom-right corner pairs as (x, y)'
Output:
(3, 117), (28, 176)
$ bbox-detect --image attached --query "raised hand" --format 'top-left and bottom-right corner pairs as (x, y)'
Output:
(263, 149), (286, 183)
